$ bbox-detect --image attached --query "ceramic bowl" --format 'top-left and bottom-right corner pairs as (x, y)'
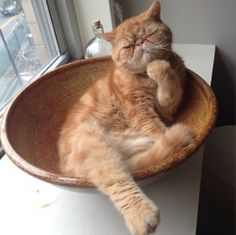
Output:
(0, 56), (217, 188)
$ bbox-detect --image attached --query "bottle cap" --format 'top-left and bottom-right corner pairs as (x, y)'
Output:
(92, 20), (102, 28)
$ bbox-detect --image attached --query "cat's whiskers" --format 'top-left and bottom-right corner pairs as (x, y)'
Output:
(126, 40), (172, 71)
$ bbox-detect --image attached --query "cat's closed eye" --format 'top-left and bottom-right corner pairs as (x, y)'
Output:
(145, 31), (158, 44)
(146, 31), (157, 39)
(123, 45), (134, 49)
(122, 31), (158, 50)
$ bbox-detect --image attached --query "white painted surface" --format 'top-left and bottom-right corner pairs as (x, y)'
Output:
(173, 43), (215, 85)
(0, 44), (215, 235)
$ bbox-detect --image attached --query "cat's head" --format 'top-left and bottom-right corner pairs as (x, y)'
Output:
(101, 0), (172, 74)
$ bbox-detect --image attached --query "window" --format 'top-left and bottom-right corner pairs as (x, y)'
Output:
(0, 0), (65, 112)
(0, 0), (83, 157)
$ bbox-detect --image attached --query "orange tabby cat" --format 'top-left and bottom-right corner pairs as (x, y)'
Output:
(58, 1), (194, 234)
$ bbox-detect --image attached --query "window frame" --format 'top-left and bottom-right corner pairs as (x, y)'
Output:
(51, 0), (83, 60)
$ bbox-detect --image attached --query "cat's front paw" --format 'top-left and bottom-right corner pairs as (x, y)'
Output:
(125, 199), (160, 235)
(147, 60), (171, 82)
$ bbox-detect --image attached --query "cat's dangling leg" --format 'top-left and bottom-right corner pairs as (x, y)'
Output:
(85, 141), (160, 235)
(127, 123), (195, 172)
(60, 126), (160, 235)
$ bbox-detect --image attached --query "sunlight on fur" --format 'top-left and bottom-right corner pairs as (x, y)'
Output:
(58, 1), (195, 234)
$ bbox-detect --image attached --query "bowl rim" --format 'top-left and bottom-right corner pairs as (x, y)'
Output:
(0, 56), (218, 187)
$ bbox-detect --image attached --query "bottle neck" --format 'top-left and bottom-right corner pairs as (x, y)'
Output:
(93, 25), (104, 37)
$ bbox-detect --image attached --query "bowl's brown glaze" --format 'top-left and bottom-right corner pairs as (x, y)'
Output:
(0, 56), (217, 187)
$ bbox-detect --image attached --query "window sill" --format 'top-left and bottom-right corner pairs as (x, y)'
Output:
(43, 51), (70, 73)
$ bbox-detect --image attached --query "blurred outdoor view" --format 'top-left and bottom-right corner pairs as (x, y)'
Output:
(0, 0), (59, 111)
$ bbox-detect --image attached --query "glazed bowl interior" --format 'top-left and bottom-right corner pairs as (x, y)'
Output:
(0, 56), (217, 187)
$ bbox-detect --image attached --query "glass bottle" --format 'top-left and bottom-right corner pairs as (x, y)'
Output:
(84, 20), (112, 58)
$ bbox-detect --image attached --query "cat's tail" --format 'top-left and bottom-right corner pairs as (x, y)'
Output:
(127, 123), (195, 171)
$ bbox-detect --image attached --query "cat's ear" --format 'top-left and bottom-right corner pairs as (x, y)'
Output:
(100, 31), (116, 43)
(145, 0), (161, 21)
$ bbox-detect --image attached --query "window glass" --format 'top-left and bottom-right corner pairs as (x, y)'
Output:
(0, 0), (60, 111)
